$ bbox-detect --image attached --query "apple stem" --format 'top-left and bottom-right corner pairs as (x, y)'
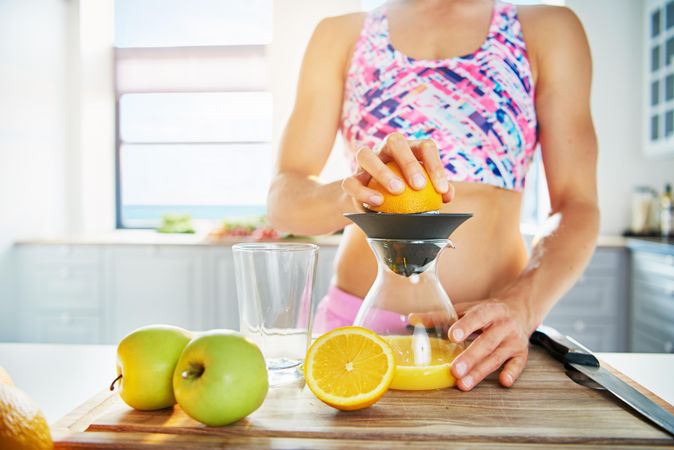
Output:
(181, 364), (205, 380)
(109, 374), (122, 391)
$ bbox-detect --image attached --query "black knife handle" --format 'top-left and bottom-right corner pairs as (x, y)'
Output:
(530, 324), (600, 367)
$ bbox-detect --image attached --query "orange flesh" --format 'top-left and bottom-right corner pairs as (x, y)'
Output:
(304, 327), (395, 410)
(312, 333), (391, 396)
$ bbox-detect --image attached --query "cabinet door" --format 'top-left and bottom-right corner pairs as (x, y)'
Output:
(105, 247), (205, 342)
(630, 277), (674, 352)
(16, 245), (103, 344)
(544, 248), (628, 352)
(34, 314), (102, 344)
(546, 274), (619, 319)
(542, 318), (621, 352)
(211, 247), (239, 331)
(315, 246), (338, 303)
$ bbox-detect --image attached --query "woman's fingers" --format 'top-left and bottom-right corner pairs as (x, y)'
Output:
(410, 139), (449, 194)
(498, 348), (529, 387)
(453, 301), (480, 316)
(456, 346), (515, 391)
(380, 133), (427, 190)
(347, 137), (454, 205)
(450, 321), (511, 381)
(341, 175), (384, 208)
(443, 182), (455, 203)
(448, 302), (506, 344)
(356, 147), (405, 194)
(499, 353), (528, 387)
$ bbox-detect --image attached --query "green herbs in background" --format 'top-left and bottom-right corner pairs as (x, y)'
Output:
(216, 216), (267, 237)
(157, 214), (195, 234)
(209, 215), (286, 240)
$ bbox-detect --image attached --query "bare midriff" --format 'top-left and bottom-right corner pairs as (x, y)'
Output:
(335, 182), (530, 303)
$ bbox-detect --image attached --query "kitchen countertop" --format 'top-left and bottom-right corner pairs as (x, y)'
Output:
(0, 343), (672, 425)
(627, 236), (674, 255)
(15, 230), (626, 248)
(15, 230), (344, 247)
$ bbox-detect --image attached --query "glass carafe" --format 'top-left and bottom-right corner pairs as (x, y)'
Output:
(353, 238), (463, 390)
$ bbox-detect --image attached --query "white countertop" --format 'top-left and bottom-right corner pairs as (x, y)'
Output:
(14, 230), (623, 248)
(14, 230), (343, 247)
(0, 343), (672, 425)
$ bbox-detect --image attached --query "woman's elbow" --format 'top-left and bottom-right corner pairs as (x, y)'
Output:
(266, 175), (289, 231)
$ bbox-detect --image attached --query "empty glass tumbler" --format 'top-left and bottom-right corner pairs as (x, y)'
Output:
(232, 243), (318, 386)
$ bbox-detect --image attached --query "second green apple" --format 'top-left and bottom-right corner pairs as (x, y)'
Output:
(173, 329), (268, 426)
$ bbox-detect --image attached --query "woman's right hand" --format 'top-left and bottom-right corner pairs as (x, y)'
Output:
(341, 133), (454, 210)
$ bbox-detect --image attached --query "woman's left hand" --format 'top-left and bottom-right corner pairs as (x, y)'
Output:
(448, 298), (535, 391)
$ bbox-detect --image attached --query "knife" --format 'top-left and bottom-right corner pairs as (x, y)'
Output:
(530, 325), (674, 437)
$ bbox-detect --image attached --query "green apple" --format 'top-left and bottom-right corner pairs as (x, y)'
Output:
(173, 329), (268, 426)
(113, 324), (192, 410)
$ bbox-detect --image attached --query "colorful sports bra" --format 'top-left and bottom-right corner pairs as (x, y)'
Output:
(340, 0), (538, 191)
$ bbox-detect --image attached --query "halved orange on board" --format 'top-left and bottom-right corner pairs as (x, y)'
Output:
(304, 326), (395, 411)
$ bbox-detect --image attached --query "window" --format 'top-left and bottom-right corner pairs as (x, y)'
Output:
(115, 0), (272, 228)
(646, 1), (674, 157)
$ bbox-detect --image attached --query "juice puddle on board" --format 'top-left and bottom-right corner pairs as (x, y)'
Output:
(385, 335), (463, 390)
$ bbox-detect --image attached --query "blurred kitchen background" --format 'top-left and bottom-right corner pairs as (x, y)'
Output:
(0, 0), (673, 352)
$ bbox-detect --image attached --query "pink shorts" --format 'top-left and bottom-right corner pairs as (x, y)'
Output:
(313, 285), (408, 335)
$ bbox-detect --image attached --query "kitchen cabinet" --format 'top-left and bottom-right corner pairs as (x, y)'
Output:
(12, 242), (631, 350)
(629, 242), (674, 353)
(104, 246), (206, 342)
(314, 245), (338, 307)
(16, 245), (104, 343)
(543, 248), (629, 352)
(209, 247), (238, 331)
(13, 242), (339, 344)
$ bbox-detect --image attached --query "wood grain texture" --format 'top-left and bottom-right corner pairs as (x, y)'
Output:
(51, 431), (670, 450)
(53, 347), (674, 449)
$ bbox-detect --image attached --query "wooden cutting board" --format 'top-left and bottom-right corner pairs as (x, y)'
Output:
(52, 346), (674, 449)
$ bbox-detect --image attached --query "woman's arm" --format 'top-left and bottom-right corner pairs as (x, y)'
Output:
(267, 16), (360, 236)
(447, 6), (600, 391)
(268, 15), (452, 236)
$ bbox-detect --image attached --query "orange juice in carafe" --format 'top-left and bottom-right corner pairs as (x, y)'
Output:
(344, 212), (472, 391)
(385, 335), (463, 390)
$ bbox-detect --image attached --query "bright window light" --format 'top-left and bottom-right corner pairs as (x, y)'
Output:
(120, 144), (271, 227)
(119, 92), (272, 143)
(114, 0), (272, 47)
(115, 0), (273, 228)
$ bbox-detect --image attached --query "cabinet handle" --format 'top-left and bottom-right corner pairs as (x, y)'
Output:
(665, 341), (673, 353)
(573, 319), (586, 333)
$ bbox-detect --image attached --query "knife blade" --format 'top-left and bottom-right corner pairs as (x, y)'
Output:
(530, 325), (674, 437)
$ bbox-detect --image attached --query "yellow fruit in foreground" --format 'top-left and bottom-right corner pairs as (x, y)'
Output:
(367, 161), (443, 214)
(0, 367), (13, 386)
(0, 384), (53, 450)
(304, 326), (395, 411)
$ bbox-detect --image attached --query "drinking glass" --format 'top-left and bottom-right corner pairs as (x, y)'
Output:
(232, 243), (318, 386)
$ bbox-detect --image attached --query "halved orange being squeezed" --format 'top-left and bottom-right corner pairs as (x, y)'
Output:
(304, 326), (395, 411)
(367, 161), (443, 214)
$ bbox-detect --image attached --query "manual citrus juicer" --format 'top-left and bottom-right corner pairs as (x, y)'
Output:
(344, 212), (472, 390)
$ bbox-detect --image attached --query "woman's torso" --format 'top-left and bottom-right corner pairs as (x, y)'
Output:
(334, 0), (538, 300)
